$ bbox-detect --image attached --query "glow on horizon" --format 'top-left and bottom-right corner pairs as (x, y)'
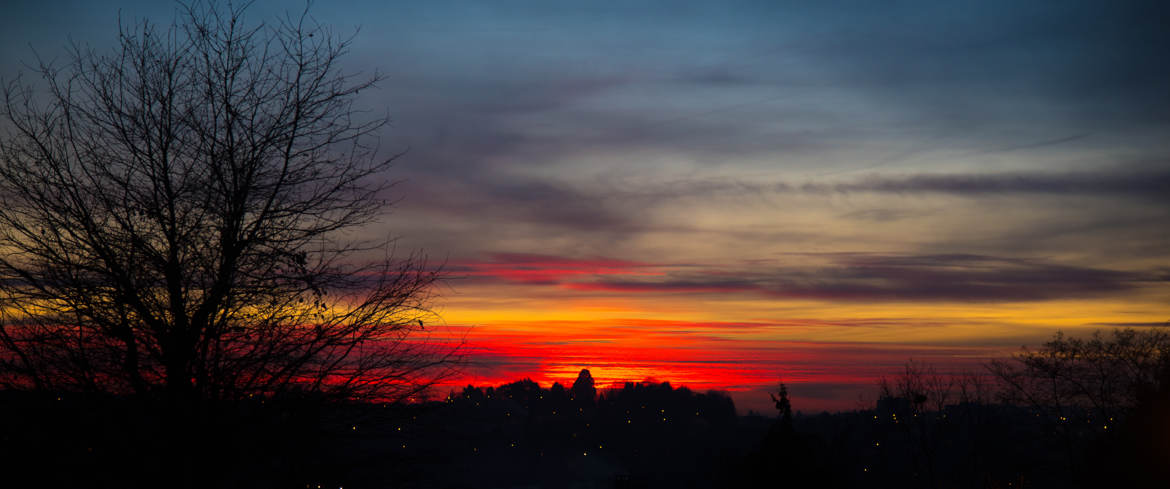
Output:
(6, 0), (1169, 413)
(431, 272), (1170, 412)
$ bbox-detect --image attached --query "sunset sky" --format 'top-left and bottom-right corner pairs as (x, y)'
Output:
(4, 0), (1168, 412)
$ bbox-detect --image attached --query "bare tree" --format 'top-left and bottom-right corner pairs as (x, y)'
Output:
(0, 1), (454, 407)
(878, 359), (954, 414)
(988, 325), (1170, 424)
(953, 369), (993, 406)
(876, 359), (956, 487)
(985, 325), (1170, 481)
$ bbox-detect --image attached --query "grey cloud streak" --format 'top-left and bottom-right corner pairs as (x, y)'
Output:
(568, 253), (1166, 302)
(804, 171), (1170, 199)
(406, 169), (1170, 227)
(630, 170), (1170, 200)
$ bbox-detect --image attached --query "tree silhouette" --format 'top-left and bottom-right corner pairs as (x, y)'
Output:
(988, 325), (1170, 423)
(771, 383), (793, 430)
(987, 325), (1170, 486)
(0, 1), (454, 407)
(875, 360), (957, 488)
(878, 359), (953, 415)
(571, 368), (597, 404)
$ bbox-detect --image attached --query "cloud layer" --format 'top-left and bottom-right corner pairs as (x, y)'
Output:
(460, 252), (1162, 302)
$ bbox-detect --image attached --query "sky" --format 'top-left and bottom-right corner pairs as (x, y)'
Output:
(3, 0), (1169, 412)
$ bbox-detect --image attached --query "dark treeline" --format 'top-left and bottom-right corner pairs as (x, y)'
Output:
(406, 373), (745, 488)
(3, 326), (1169, 488)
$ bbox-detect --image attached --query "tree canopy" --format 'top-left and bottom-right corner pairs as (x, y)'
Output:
(0, 1), (453, 404)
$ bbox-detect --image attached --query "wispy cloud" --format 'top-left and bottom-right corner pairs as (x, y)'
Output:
(559, 253), (1162, 302)
(449, 253), (661, 284)
(807, 171), (1170, 198)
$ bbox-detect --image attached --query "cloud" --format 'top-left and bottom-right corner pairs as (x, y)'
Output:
(565, 253), (1162, 302)
(1088, 322), (1170, 328)
(810, 171), (1170, 199)
(607, 318), (789, 331)
(393, 169), (1170, 255)
(837, 208), (935, 222)
(625, 170), (1170, 200)
(442, 251), (1164, 303)
(448, 253), (660, 284)
(565, 280), (758, 294)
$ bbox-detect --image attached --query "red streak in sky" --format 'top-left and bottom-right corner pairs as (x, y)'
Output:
(435, 328), (998, 412)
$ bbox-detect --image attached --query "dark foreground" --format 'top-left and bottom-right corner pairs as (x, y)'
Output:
(2, 375), (1167, 489)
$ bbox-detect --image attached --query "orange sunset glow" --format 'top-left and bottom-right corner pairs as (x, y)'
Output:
(430, 253), (1169, 412)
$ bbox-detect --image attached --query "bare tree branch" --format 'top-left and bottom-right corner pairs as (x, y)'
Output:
(0, 0), (457, 406)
